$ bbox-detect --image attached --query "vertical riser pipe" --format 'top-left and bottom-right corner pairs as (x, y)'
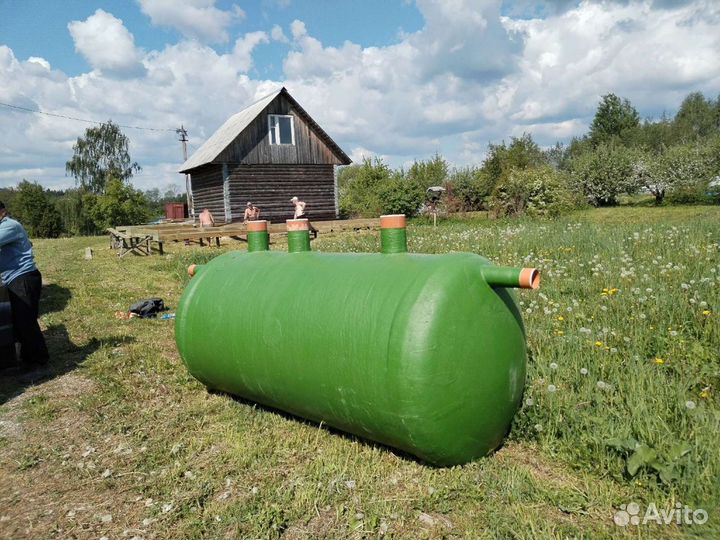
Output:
(380, 214), (407, 254)
(247, 220), (270, 252)
(287, 219), (311, 253)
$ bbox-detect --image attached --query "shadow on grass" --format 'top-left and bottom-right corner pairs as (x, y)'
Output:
(0, 324), (135, 405)
(39, 283), (72, 316)
(209, 389), (443, 468)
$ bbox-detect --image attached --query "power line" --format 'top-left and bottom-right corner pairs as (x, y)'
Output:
(0, 101), (177, 132)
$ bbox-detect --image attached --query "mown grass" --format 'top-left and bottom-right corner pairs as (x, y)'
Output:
(0, 205), (718, 539)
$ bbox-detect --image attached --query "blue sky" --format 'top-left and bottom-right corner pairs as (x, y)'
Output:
(1, 1), (425, 80)
(0, 0), (718, 191)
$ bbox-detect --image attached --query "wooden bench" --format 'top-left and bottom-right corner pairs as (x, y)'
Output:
(107, 228), (164, 257)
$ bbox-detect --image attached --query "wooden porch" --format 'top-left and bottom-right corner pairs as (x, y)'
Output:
(107, 218), (377, 257)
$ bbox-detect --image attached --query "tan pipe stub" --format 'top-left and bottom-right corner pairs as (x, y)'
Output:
(247, 220), (268, 232)
(519, 268), (541, 290)
(380, 214), (406, 229)
(188, 264), (197, 278)
(286, 219), (309, 232)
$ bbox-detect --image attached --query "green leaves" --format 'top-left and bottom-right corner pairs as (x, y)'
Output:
(65, 121), (141, 195)
(626, 444), (657, 477)
(570, 143), (639, 206)
(487, 166), (577, 218)
(605, 438), (692, 484)
(13, 180), (63, 238)
(589, 93), (640, 146)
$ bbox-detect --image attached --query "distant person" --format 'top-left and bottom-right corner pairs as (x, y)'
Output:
(0, 201), (49, 371)
(244, 202), (260, 223)
(290, 196), (317, 239)
(198, 208), (216, 247)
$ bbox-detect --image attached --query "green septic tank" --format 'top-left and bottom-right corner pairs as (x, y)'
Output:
(176, 215), (539, 466)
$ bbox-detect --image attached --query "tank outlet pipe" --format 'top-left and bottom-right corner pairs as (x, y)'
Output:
(187, 263), (204, 278)
(380, 214), (407, 254)
(287, 219), (311, 253)
(247, 220), (270, 252)
(481, 266), (540, 290)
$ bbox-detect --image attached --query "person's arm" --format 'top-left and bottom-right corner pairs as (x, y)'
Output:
(256, 208), (261, 219)
(0, 220), (20, 247)
(209, 212), (215, 226)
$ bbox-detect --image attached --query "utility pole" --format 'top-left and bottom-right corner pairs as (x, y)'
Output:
(176, 125), (194, 221)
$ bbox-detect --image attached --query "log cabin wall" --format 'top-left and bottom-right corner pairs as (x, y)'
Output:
(229, 164), (336, 223)
(185, 88), (350, 222)
(189, 164), (225, 219)
(215, 94), (345, 166)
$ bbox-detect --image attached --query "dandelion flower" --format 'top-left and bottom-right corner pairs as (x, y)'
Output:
(525, 397), (534, 406)
(580, 368), (588, 376)
(549, 362), (558, 370)
(595, 341), (603, 347)
(534, 423), (543, 432)
(557, 316), (564, 321)
(547, 384), (557, 393)
(699, 388), (710, 399)
(610, 347), (618, 353)
(597, 381), (607, 390)
(654, 357), (665, 365)
(685, 400), (696, 410)
(702, 310), (711, 316)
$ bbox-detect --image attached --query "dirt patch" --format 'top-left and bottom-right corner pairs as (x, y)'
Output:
(495, 442), (584, 491)
(282, 507), (339, 539)
(0, 372), (152, 539)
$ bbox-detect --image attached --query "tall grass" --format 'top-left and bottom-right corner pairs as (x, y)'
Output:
(319, 210), (720, 509)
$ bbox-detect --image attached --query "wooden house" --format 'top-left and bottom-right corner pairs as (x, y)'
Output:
(179, 87), (351, 223)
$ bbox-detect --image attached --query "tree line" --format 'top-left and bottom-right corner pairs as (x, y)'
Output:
(3, 91), (719, 237)
(339, 91), (720, 218)
(0, 122), (184, 238)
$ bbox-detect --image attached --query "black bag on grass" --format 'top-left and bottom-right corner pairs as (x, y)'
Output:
(129, 298), (166, 318)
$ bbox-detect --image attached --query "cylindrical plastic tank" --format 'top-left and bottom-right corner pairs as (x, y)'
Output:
(176, 217), (536, 466)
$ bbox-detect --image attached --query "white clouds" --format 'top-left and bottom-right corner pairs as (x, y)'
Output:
(68, 9), (146, 78)
(137, 0), (243, 43)
(27, 57), (51, 70)
(271, 24), (289, 43)
(1, 0), (720, 191)
(502, 1), (720, 124)
(233, 31), (270, 72)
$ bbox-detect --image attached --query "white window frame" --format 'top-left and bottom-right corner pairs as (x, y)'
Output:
(268, 114), (296, 145)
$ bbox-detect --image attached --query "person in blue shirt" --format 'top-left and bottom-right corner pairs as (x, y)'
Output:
(0, 201), (49, 367)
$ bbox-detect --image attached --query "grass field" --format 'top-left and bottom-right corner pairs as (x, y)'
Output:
(1, 205), (718, 539)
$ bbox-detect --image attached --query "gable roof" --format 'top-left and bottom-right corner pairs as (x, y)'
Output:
(179, 87), (350, 172)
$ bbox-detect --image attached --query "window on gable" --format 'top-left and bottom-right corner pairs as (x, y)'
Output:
(268, 114), (295, 145)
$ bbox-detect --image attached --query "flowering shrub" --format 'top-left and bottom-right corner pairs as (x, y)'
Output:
(570, 143), (639, 206)
(487, 166), (578, 218)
